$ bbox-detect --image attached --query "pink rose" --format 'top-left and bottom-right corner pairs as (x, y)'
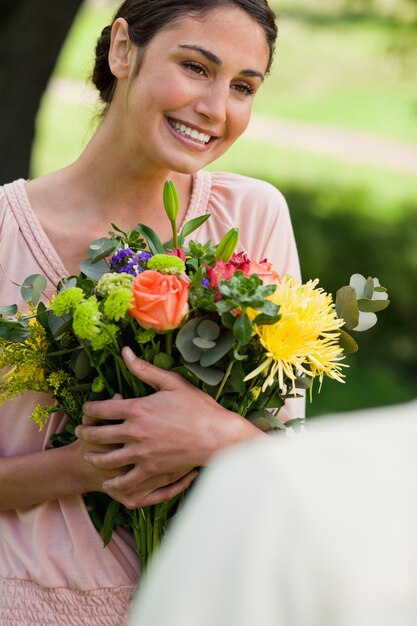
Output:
(248, 260), (280, 286)
(129, 270), (189, 331)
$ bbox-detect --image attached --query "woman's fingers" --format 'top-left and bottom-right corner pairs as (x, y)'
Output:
(103, 469), (199, 509)
(122, 346), (183, 391)
(76, 423), (129, 445)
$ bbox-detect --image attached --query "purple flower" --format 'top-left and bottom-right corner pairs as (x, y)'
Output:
(110, 248), (153, 276)
(201, 278), (210, 288)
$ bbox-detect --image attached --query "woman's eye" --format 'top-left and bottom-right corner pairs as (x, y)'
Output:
(232, 83), (255, 96)
(182, 61), (207, 76)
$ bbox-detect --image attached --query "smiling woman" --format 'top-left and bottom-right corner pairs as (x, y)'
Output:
(0, 1), (302, 625)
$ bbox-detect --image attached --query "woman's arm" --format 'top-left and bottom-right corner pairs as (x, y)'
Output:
(0, 431), (197, 512)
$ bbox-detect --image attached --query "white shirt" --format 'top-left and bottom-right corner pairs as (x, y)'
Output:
(128, 400), (417, 626)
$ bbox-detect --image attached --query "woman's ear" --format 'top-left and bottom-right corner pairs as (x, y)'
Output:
(108, 18), (134, 79)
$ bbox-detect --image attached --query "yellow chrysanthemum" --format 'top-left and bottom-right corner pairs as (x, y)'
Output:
(245, 275), (346, 393)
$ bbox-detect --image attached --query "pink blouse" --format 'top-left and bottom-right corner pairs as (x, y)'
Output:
(0, 171), (302, 625)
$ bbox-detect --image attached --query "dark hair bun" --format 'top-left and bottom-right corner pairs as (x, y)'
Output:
(91, 24), (115, 104)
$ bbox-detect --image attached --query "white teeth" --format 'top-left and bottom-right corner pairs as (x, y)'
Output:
(170, 119), (210, 144)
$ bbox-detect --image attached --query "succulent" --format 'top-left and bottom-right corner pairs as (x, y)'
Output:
(175, 318), (235, 385)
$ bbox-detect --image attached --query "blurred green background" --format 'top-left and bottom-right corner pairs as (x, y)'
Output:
(31, 0), (417, 416)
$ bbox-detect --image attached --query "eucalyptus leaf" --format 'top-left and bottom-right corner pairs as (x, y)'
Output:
(71, 349), (92, 379)
(364, 276), (374, 299)
(197, 319), (220, 341)
(0, 319), (31, 341)
(338, 329), (359, 354)
(193, 336), (216, 350)
(175, 318), (202, 362)
(357, 298), (390, 313)
(335, 286), (359, 330)
(20, 274), (47, 305)
(199, 331), (235, 367)
(183, 361), (224, 385)
(88, 237), (116, 263)
(0, 304), (18, 316)
(79, 258), (109, 281)
(48, 313), (72, 340)
(354, 311), (378, 332)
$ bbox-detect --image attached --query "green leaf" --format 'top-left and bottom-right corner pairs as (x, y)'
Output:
(0, 304), (18, 316)
(183, 361), (224, 386)
(197, 319), (220, 341)
(252, 312), (281, 326)
(335, 286), (359, 330)
(71, 349), (92, 379)
(175, 318), (202, 362)
(178, 214), (211, 246)
(233, 313), (253, 345)
(246, 410), (284, 432)
(338, 329), (359, 354)
(357, 298), (390, 313)
(136, 224), (165, 255)
(88, 237), (116, 263)
(102, 500), (121, 546)
(79, 258), (109, 281)
(48, 313), (72, 340)
(199, 331), (235, 367)
(363, 276), (374, 299)
(20, 274), (47, 305)
(0, 319), (31, 341)
(190, 265), (204, 289)
(193, 336), (216, 350)
(214, 228), (239, 262)
(153, 352), (175, 370)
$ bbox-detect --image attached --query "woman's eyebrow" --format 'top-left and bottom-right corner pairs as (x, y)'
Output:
(179, 44), (264, 80)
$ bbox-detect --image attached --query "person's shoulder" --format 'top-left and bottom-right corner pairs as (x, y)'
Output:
(209, 170), (287, 207)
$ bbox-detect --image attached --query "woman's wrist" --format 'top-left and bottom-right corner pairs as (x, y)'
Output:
(203, 408), (266, 465)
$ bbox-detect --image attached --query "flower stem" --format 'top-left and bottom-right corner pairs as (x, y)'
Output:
(165, 331), (173, 356)
(214, 359), (235, 402)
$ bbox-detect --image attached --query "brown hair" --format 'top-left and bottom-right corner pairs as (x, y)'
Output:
(92, 0), (277, 105)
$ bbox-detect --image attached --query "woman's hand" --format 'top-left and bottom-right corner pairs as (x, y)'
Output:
(75, 346), (262, 504)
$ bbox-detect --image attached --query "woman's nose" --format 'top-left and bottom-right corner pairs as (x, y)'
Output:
(195, 82), (229, 124)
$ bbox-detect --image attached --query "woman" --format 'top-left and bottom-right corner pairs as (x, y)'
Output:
(0, 1), (302, 624)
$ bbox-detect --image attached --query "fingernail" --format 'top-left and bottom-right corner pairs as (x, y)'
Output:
(75, 426), (80, 437)
(84, 454), (91, 463)
(102, 482), (110, 491)
(123, 347), (135, 362)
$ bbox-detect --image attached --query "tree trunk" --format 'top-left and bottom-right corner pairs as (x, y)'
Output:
(0, 0), (84, 184)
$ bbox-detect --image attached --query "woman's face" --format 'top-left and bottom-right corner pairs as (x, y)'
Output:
(114, 6), (270, 175)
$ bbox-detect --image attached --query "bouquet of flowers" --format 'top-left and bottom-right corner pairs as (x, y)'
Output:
(0, 182), (389, 568)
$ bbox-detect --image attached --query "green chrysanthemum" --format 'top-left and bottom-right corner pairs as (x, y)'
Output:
(90, 323), (119, 351)
(135, 327), (156, 344)
(52, 287), (85, 316)
(103, 288), (133, 321)
(96, 272), (134, 297)
(73, 296), (101, 340)
(147, 254), (185, 275)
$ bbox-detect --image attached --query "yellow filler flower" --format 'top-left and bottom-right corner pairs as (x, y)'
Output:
(245, 275), (347, 393)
